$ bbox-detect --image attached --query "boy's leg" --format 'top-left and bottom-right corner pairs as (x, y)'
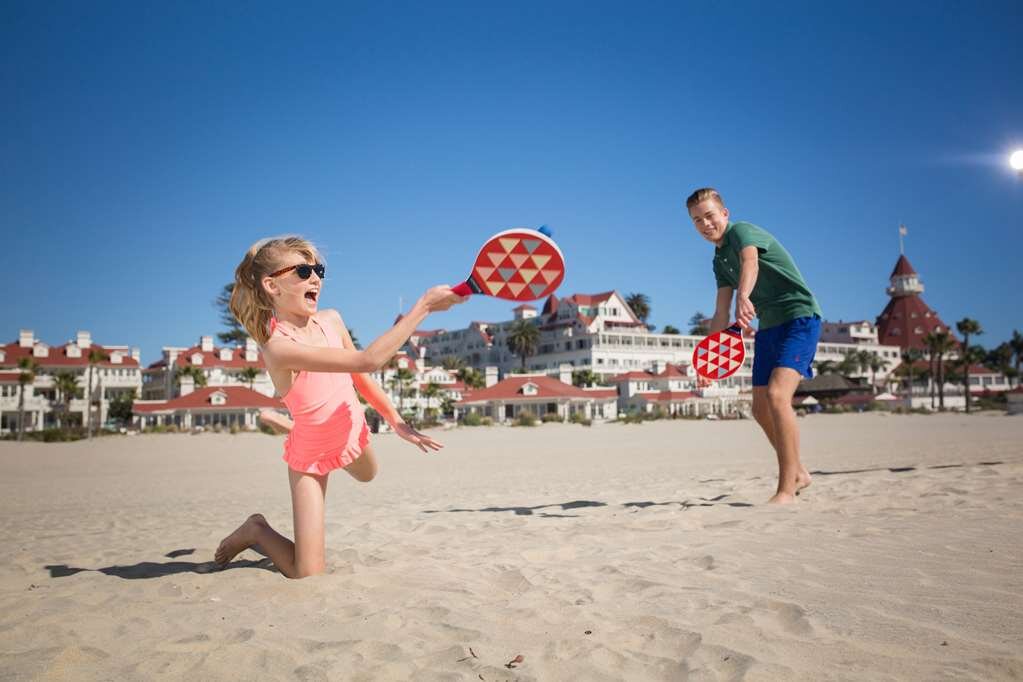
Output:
(765, 367), (807, 504)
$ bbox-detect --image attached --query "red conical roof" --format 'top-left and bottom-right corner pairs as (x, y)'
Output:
(890, 255), (917, 278)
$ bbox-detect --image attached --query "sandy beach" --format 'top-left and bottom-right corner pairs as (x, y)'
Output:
(1, 412), (1021, 681)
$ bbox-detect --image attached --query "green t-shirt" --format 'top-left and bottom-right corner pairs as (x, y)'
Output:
(713, 221), (822, 329)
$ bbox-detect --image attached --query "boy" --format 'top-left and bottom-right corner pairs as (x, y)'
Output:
(687, 188), (822, 504)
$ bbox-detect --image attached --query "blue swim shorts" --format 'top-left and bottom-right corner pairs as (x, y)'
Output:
(751, 315), (821, 387)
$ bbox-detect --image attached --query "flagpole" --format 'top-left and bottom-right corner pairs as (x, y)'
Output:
(898, 224), (906, 255)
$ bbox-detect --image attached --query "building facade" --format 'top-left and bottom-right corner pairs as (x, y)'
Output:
(0, 329), (142, 433)
(142, 335), (272, 400)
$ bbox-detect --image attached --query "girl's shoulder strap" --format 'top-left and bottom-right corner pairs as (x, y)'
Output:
(313, 311), (343, 348)
(267, 317), (296, 342)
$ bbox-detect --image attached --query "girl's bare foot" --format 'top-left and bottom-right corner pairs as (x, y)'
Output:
(259, 409), (294, 434)
(767, 491), (798, 505)
(215, 513), (267, 566)
(796, 468), (812, 493)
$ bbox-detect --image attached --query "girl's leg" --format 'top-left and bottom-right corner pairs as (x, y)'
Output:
(342, 444), (378, 482)
(214, 468), (329, 578)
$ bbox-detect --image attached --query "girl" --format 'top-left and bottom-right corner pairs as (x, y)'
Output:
(214, 236), (465, 578)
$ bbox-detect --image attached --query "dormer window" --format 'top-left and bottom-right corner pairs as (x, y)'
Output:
(220, 349), (233, 361)
(66, 345), (81, 358)
(191, 353), (204, 365)
(111, 353), (123, 364)
(520, 382), (538, 396)
(209, 390), (227, 406)
(33, 343), (49, 358)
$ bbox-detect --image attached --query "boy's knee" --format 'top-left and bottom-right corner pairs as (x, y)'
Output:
(766, 385), (792, 407)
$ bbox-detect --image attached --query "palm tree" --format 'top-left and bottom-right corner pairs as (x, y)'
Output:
(899, 348), (923, 397)
(661, 325), (681, 335)
(867, 352), (888, 394)
(985, 342), (1014, 387)
(1010, 329), (1023, 388)
(86, 348), (110, 438)
(441, 356), (466, 372)
(239, 366), (260, 390)
(955, 318), (983, 413)
(814, 359), (838, 375)
(174, 365), (207, 390)
(387, 367), (416, 414)
(16, 358), (38, 441)
(838, 351), (861, 377)
(924, 331), (956, 410)
(688, 312), (710, 336)
(422, 381), (443, 419)
(460, 368), (486, 390)
(54, 371), (80, 430)
(506, 319), (540, 371)
(626, 293), (651, 326)
(572, 369), (599, 388)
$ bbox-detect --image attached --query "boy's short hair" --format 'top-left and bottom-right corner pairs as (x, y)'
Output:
(686, 187), (725, 210)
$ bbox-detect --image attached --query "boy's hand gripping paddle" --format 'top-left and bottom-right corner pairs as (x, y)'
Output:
(450, 226), (565, 301)
(692, 324), (746, 381)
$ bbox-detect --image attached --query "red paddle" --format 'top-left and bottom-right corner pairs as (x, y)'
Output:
(451, 227), (566, 301)
(692, 324), (746, 381)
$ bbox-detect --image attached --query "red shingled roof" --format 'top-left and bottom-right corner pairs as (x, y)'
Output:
(567, 292), (615, 306)
(418, 380), (466, 391)
(642, 390), (698, 402)
(890, 255), (918, 278)
(607, 364), (690, 382)
(458, 375), (614, 403)
(0, 371), (21, 383)
(1, 341), (140, 369)
(876, 295), (954, 351)
(133, 387), (283, 413)
(169, 343), (266, 370)
(582, 388), (618, 399)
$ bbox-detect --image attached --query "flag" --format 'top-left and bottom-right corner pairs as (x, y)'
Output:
(899, 224), (908, 236)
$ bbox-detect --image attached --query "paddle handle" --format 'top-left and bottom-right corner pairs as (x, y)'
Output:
(451, 280), (477, 297)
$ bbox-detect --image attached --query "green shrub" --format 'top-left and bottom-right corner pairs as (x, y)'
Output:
(514, 412), (537, 427)
(461, 412), (483, 426)
(541, 413), (563, 423)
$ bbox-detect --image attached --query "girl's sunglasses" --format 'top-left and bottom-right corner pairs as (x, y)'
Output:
(269, 263), (326, 280)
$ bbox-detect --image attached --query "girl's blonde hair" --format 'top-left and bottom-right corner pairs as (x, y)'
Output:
(230, 236), (323, 345)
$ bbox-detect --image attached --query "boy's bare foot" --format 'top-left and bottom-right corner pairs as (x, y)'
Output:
(259, 409), (294, 434)
(215, 513), (267, 566)
(767, 492), (798, 505)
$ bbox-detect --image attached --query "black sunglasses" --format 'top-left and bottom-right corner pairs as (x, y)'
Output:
(269, 263), (326, 280)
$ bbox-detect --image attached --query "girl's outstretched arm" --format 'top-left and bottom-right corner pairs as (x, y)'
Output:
(327, 309), (402, 425)
(264, 286), (463, 374)
(330, 309), (444, 453)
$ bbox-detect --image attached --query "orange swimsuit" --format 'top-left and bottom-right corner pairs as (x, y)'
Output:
(270, 317), (369, 475)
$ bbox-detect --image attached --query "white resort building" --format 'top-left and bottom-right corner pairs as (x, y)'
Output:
(141, 335), (273, 400)
(0, 329), (142, 434)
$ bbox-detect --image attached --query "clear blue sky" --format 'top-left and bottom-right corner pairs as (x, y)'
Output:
(3, 1), (1021, 363)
